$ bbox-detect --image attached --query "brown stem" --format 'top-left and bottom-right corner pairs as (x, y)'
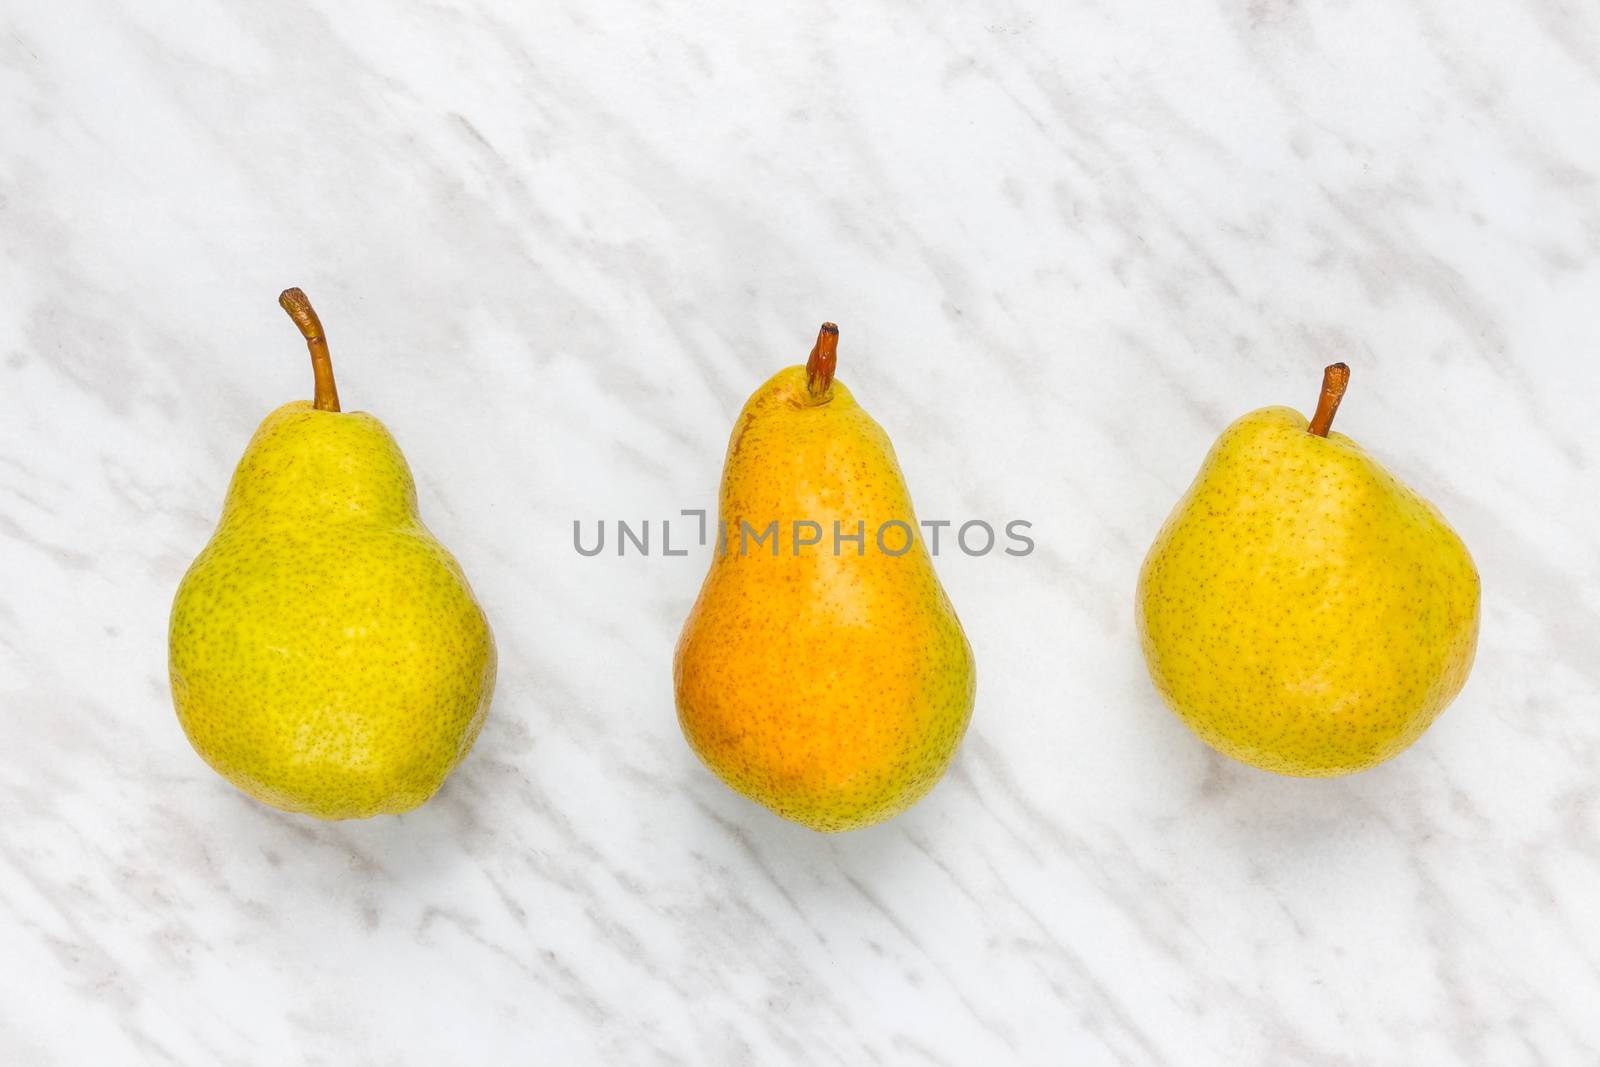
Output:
(1307, 362), (1349, 437)
(806, 322), (839, 401)
(278, 287), (340, 412)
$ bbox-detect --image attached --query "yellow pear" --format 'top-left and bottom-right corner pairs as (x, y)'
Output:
(1137, 364), (1479, 776)
(169, 289), (496, 819)
(674, 324), (976, 832)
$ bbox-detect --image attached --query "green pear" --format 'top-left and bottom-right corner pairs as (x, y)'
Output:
(1137, 364), (1480, 776)
(169, 289), (496, 819)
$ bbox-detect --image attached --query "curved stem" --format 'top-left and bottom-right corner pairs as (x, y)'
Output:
(806, 322), (839, 401)
(278, 288), (340, 412)
(1307, 362), (1349, 437)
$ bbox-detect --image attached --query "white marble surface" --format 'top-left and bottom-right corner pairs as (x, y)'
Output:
(3, 2), (1598, 1063)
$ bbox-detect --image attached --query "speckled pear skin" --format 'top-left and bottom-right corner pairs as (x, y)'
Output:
(169, 401), (496, 819)
(674, 365), (976, 832)
(1136, 405), (1479, 777)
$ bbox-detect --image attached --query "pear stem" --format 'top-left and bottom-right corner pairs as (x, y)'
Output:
(1307, 362), (1349, 437)
(806, 322), (839, 401)
(279, 287), (340, 412)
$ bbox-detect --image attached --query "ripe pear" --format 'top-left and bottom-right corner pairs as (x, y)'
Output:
(168, 289), (496, 819)
(1136, 364), (1479, 777)
(674, 324), (976, 832)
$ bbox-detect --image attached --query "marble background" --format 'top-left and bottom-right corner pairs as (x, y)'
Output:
(2, 1), (1598, 1063)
